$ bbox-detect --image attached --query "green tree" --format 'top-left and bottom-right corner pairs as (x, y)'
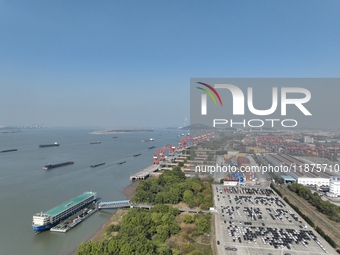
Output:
(120, 243), (134, 255)
(156, 225), (170, 242)
(191, 182), (202, 194)
(195, 217), (210, 234)
(107, 239), (121, 255)
(77, 242), (93, 255)
(183, 190), (194, 207)
(157, 246), (172, 255)
(184, 214), (193, 224)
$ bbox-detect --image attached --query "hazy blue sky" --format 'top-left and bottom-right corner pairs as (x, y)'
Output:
(0, 1), (339, 128)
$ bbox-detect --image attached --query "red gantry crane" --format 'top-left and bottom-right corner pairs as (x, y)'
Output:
(153, 144), (176, 164)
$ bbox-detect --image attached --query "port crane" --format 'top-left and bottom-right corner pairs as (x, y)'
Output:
(152, 132), (214, 164)
(153, 144), (176, 164)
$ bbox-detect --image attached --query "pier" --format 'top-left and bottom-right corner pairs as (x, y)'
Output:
(98, 200), (131, 209)
(97, 200), (210, 214)
(129, 164), (160, 181)
(131, 204), (210, 214)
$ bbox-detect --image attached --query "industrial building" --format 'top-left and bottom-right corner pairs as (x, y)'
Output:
(297, 177), (329, 187)
(245, 146), (266, 153)
(281, 175), (296, 184)
(304, 136), (314, 144)
(329, 177), (340, 196)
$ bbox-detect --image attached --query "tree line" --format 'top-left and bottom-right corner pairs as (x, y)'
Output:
(77, 167), (213, 255)
(288, 182), (340, 222)
(77, 205), (181, 255)
(132, 166), (213, 210)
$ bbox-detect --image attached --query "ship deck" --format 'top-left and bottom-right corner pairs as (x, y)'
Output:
(45, 192), (96, 217)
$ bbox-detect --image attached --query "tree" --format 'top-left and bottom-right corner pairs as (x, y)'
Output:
(151, 212), (163, 224)
(183, 190), (194, 207)
(120, 243), (134, 255)
(77, 242), (94, 255)
(191, 182), (202, 194)
(156, 225), (170, 242)
(107, 239), (121, 255)
(195, 217), (210, 234)
(184, 214), (193, 224)
(172, 248), (181, 255)
(156, 246), (172, 255)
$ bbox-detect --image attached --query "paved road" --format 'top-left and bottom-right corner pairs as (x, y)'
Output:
(212, 184), (226, 255)
(214, 155), (227, 181)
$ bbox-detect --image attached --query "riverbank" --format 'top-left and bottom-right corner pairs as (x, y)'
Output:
(85, 181), (140, 241)
(90, 129), (153, 135)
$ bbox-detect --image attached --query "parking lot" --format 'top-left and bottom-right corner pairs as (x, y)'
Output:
(213, 184), (337, 255)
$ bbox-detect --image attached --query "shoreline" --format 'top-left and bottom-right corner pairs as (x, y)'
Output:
(70, 181), (140, 254)
(90, 130), (153, 135)
(88, 181), (140, 241)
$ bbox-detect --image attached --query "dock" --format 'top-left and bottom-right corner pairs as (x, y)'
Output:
(130, 164), (159, 181)
(50, 203), (97, 233)
(98, 200), (131, 209)
(96, 200), (210, 214)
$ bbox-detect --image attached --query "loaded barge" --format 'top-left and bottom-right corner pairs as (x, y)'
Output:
(50, 203), (97, 233)
(90, 163), (105, 168)
(39, 142), (59, 148)
(43, 161), (74, 170)
(32, 191), (97, 232)
(1, 149), (17, 153)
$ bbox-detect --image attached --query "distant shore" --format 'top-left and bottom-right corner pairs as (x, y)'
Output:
(90, 129), (153, 135)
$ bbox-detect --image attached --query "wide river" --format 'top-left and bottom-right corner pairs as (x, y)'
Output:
(0, 127), (181, 255)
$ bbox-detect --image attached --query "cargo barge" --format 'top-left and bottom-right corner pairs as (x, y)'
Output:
(43, 161), (74, 170)
(32, 191), (97, 232)
(39, 142), (59, 148)
(142, 138), (154, 142)
(50, 203), (97, 233)
(90, 163), (105, 168)
(1, 149), (17, 153)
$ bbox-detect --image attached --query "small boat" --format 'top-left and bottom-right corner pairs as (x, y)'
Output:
(90, 141), (101, 144)
(118, 161), (126, 165)
(133, 154), (141, 157)
(69, 217), (82, 228)
(148, 146), (155, 149)
(112, 136), (118, 138)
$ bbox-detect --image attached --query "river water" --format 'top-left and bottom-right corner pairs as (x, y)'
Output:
(0, 127), (181, 255)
